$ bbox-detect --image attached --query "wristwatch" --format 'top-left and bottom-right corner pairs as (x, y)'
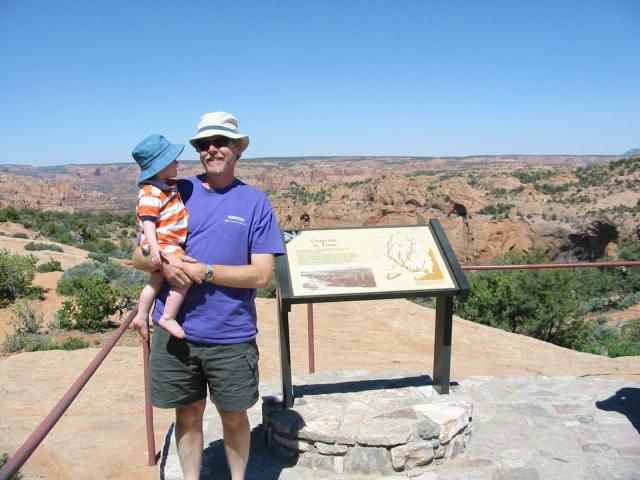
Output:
(204, 264), (214, 283)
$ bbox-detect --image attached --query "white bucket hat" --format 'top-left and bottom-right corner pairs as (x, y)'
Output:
(189, 111), (250, 152)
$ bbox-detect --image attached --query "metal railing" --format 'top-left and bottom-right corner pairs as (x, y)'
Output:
(0, 308), (157, 480)
(1, 259), (639, 480)
(461, 260), (640, 271)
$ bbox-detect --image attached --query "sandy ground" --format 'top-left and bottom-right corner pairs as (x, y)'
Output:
(1, 224), (639, 479)
(2, 298), (640, 479)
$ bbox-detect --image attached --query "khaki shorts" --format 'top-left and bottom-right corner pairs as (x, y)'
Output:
(149, 326), (259, 411)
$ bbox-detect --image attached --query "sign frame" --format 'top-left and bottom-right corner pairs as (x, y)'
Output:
(274, 219), (469, 407)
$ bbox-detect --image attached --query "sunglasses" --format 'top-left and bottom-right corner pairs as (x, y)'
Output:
(194, 136), (232, 152)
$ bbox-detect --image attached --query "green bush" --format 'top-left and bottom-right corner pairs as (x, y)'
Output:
(455, 250), (580, 346)
(0, 249), (37, 306)
(36, 259), (63, 273)
(257, 279), (277, 298)
(55, 261), (147, 332)
(10, 232), (28, 239)
(24, 242), (63, 252)
(0, 452), (23, 480)
(56, 278), (119, 332)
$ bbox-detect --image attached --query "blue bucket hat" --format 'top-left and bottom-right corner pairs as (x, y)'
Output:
(132, 134), (185, 182)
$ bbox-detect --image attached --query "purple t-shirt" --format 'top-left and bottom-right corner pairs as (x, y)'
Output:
(152, 175), (285, 344)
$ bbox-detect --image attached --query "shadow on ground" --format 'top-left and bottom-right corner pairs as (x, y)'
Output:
(293, 374), (436, 398)
(595, 387), (640, 434)
(161, 424), (298, 480)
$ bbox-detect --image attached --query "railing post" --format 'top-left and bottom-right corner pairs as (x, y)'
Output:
(142, 331), (157, 466)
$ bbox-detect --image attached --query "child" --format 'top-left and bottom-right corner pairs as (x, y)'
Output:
(131, 133), (190, 339)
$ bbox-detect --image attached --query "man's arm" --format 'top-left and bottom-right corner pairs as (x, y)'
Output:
(181, 253), (275, 289)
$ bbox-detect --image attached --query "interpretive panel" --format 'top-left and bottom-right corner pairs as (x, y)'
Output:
(283, 226), (456, 297)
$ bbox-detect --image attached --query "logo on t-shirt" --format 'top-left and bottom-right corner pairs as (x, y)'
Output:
(225, 215), (247, 226)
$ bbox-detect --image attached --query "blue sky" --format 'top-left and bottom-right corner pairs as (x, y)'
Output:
(1, 0), (638, 166)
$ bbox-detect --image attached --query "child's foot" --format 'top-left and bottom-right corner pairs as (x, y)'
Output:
(131, 312), (150, 342)
(158, 317), (186, 339)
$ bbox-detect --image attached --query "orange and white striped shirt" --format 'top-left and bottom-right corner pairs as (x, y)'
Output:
(136, 182), (189, 255)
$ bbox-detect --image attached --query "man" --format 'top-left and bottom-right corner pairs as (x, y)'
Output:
(133, 111), (284, 480)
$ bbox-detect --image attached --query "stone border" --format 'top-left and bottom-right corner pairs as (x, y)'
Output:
(260, 372), (473, 476)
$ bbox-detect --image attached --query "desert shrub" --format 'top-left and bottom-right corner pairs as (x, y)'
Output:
(513, 170), (553, 184)
(11, 300), (43, 334)
(579, 297), (607, 314)
(0, 249), (37, 306)
(59, 337), (91, 350)
(88, 252), (110, 263)
(477, 203), (514, 217)
(57, 260), (146, 295)
(10, 232), (28, 239)
(0, 206), (20, 223)
(2, 332), (54, 353)
(24, 241), (63, 252)
(57, 263), (108, 295)
(535, 183), (571, 194)
(0, 452), (23, 480)
(57, 260), (146, 298)
(1, 332), (90, 353)
(579, 320), (640, 357)
(84, 239), (118, 256)
(36, 259), (63, 273)
(618, 292), (640, 309)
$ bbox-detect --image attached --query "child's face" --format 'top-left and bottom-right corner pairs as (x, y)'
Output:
(153, 160), (179, 183)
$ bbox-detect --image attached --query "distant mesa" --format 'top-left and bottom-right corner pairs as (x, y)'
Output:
(623, 148), (640, 156)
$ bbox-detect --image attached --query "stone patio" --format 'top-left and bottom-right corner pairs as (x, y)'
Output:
(160, 371), (640, 479)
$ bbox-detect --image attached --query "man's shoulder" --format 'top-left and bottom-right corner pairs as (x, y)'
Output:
(233, 179), (270, 200)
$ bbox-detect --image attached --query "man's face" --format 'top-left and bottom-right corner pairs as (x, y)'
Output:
(196, 136), (240, 177)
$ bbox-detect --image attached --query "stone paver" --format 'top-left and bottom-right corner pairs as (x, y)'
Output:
(160, 372), (640, 479)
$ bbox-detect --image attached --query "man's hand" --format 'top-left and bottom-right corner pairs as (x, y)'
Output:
(160, 252), (198, 287)
(181, 261), (207, 285)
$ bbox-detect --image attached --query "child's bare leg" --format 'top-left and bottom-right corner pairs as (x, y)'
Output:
(157, 281), (191, 339)
(132, 272), (164, 341)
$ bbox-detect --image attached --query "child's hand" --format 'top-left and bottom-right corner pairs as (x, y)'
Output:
(150, 246), (162, 267)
